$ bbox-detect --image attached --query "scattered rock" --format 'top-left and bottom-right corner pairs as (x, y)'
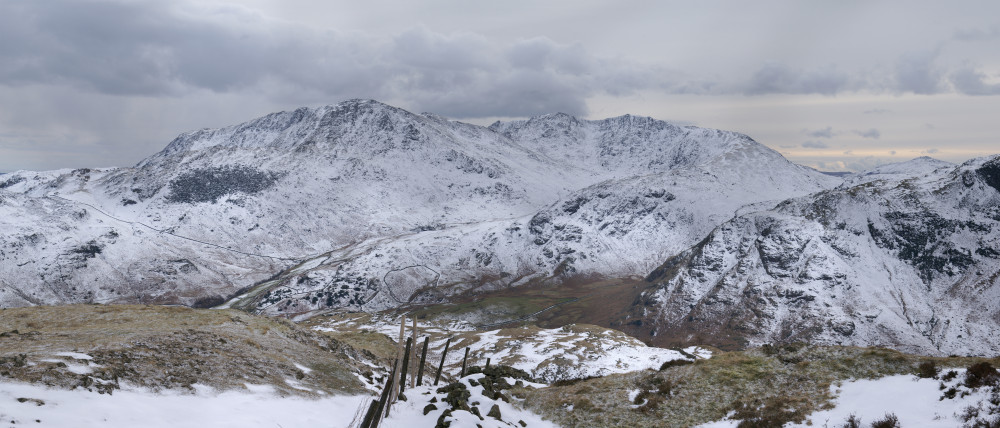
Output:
(487, 404), (502, 420)
(15, 398), (44, 406)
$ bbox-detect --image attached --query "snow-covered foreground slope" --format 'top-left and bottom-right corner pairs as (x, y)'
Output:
(0, 375), (560, 428)
(0, 99), (838, 310)
(630, 155), (1000, 355)
(311, 314), (710, 383)
(701, 370), (999, 427)
(9, 302), (1000, 428)
(1, 305), (713, 428)
(0, 381), (372, 428)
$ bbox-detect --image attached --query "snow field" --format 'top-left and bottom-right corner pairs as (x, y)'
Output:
(0, 381), (369, 428)
(699, 369), (996, 427)
(377, 373), (557, 428)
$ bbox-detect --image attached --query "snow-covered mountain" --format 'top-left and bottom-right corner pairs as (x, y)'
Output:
(628, 155), (1000, 356)
(0, 99), (837, 310)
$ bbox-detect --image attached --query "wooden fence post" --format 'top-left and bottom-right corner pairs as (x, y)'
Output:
(460, 347), (470, 378)
(359, 399), (379, 428)
(410, 317), (418, 388)
(398, 337), (412, 395)
(434, 337), (451, 386)
(372, 360), (397, 427)
(416, 337), (429, 386)
(390, 316), (405, 405)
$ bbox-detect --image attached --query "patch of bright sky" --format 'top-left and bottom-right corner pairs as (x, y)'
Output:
(586, 92), (1000, 171)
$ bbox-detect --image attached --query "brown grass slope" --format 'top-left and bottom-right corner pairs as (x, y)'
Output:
(0, 304), (371, 396)
(518, 343), (1000, 428)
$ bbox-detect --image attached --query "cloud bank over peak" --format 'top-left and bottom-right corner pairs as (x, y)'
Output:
(2, 1), (999, 121)
(1, 0), (999, 172)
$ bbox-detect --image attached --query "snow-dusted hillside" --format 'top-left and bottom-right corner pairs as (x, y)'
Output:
(0, 99), (838, 309)
(630, 155), (1000, 356)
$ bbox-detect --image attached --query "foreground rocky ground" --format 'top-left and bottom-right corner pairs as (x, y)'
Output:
(3, 304), (1000, 427)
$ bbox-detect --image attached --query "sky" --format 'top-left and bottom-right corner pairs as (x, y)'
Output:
(1, 0), (998, 173)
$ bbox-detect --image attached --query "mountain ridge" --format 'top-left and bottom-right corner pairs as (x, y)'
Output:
(627, 154), (1000, 356)
(5, 99), (998, 357)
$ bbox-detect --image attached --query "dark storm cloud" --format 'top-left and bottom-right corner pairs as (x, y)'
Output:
(395, 66), (591, 117)
(0, 2), (667, 118)
(0, 1), (299, 95)
(383, 31), (615, 117)
(4, 0), (998, 120)
(0, 0), (997, 129)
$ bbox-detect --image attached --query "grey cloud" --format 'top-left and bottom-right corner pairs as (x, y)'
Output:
(802, 141), (829, 149)
(505, 38), (593, 76)
(950, 67), (1000, 95)
(507, 38), (558, 71)
(805, 127), (835, 138)
(0, 1), (355, 95)
(890, 150), (897, 155)
(923, 148), (940, 154)
(853, 128), (880, 139)
(892, 51), (945, 94)
(3, 0), (997, 122)
(398, 69), (590, 118)
(390, 27), (492, 72)
(0, 2), (672, 119)
(743, 63), (855, 95)
(954, 25), (1000, 41)
(863, 109), (890, 114)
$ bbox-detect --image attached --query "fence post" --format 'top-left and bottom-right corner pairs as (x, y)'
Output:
(390, 316), (405, 405)
(398, 337), (412, 396)
(460, 347), (470, 378)
(434, 337), (451, 386)
(416, 337), (429, 386)
(410, 317), (418, 388)
(372, 360), (397, 427)
(359, 399), (379, 428)
(486, 357), (491, 369)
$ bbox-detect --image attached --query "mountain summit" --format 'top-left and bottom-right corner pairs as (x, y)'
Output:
(0, 99), (836, 312)
(5, 100), (998, 355)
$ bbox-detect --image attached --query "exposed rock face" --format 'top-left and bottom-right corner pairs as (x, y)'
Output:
(629, 156), (1000, 356)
